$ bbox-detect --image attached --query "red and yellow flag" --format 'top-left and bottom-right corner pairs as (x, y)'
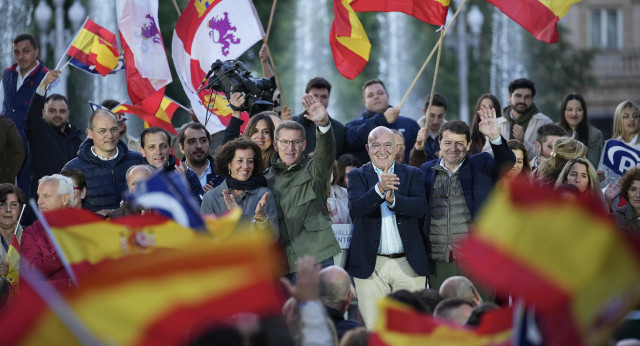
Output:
(370, 298), (513, 345)
(66, 18), (120, 76)
(4, 235), (21, 296)
(331, 0), (449, 79)
(0, 233), (284, 345)
(458, 180), (640, 345)
(112, 96), (180, 134)
(43, 208), (210, 279)
(486, 0), (581, 43)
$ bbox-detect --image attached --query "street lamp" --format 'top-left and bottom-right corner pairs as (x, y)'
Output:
(33, 0), (86, 97)
(448, 1), (484, 124)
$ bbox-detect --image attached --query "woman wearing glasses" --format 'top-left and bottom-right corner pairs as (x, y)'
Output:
(0, 184), (25, 278)
(201, 137), (278, 240)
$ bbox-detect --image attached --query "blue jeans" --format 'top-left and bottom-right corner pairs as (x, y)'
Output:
(285, 256), (334, 284)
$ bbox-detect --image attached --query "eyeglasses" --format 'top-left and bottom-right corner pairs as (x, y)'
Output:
(93, 127), (120, 137)
(368, 142), (394, 150)
(0, 201), (21, 211)
(277, 139), (304, 148)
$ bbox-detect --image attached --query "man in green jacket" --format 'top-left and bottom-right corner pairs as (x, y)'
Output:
(266, 94), (340, 277)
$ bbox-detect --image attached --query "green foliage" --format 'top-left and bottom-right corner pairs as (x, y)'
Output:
(524, 25), (596, 122)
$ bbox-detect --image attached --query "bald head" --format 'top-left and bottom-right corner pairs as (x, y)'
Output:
(319, 266), (352, 312)
(439, 276), (483, 307)
(366, 126), (397, 170)
(126, 165), (154, 193)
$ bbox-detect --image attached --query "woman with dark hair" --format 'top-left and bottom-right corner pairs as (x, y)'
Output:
(471, 94), (502, 155)
(0, 184), (25, 278)
(505, 139), (531, 179)
(558, 92), (603, 166)
(201, 138), (278, 239)
(613, 167), (640, 239)
(223, 92), (277, 172)
(335, 154), (361, 189)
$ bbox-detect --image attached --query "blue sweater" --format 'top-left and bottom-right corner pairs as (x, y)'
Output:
(345, 108), (420, 164)
(1, 61), (48, 141)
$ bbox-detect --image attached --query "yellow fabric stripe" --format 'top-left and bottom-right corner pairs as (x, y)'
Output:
(475, 186), (640, 336)
(337, 0), (371, 60)
(71, 29), (98, 54)
(24, 264), (264, 345)
(90, 37), (119, 69)
(154, 97), (173, 122)
(537, 0), (582, 18)
(52, 220), (210, 264)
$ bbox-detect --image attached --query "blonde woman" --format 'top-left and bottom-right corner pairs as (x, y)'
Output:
(534, 137), (588, 186)
(597, 101), (640, 188)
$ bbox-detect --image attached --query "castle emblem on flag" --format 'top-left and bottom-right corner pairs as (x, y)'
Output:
(141, 14), (162, 44)
(208, 12), (240, 56)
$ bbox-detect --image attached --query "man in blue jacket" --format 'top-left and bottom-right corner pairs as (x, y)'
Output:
(346, 126), (429, 328)
(345, 79), (420, 164)
(1, 34), (48, 198)
(63, 109), (144, 212)
(420, 106), (515, 290)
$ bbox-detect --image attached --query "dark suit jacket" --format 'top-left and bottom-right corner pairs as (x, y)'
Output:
(420, 136), (515, 219)
(345, 162), (429, 279)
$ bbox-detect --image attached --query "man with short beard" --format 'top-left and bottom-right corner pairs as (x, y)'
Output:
(494, 78), (552, 161)
(26, 70), (82, 200)
(178, 123), (223, 195)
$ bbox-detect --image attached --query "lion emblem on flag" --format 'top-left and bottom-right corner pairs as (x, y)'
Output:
(208, 12), (240, 56)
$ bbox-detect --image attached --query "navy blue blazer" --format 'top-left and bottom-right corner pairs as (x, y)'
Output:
(345, 162), (429, 279)
(420, 136), (515, 219)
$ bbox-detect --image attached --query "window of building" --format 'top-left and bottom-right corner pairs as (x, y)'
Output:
(590, 8), (622, 50)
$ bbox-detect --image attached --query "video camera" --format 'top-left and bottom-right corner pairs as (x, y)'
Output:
(203, 59), (275, 116)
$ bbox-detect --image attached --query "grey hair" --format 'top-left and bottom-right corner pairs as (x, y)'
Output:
(275, 120), (306, 140)
(38, 174), (74, 204)
(126, 165), (154, 182)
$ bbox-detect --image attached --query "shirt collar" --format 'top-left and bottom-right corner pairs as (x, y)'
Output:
(438, 158), (465, 175)
(373, 162), (395, 176)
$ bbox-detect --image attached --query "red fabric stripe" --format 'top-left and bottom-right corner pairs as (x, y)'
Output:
(332, 0), (354, 37)
(83, 20), (118, 47)
(138, 281), (284, 345)
(174, 0), (223, 55)
(117, 101), (177, 134)
(459, 237), (569, 311)
(164, 101), (179, 120)
(109, 213), (170, 227)
(43, 208), (104, 227)
(329, 24), (368, 80)
(486, 0), (560, 43)
(459, 237), (584, 343)
(352, 0), (448, 26)
(66, 47), (92, 65)
(0, 278), (50, 343)
(88, 52), (114, 77)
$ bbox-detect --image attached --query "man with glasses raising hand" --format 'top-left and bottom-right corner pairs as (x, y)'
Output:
(63, 108), (144, 212)
(266, 94), (340, 280)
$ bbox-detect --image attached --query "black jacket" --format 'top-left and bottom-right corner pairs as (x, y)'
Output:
(26, 92), (83, 198)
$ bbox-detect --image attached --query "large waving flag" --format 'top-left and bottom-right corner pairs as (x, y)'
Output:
(0, 233), (284, 345)
(43, 208), (210, 279)
(65, 18), (121, 76)
(4, 235), (21, 297)
(128, 170), (205, 230)
(370, 297), (513, 345)
(331, 0), (449, 79)
(458, 180), (640, 345)
(116, 0), (172, 115)
(112, 96), (182, 134)
(486, 0), (581, 43)
(172, 0), (264, 134)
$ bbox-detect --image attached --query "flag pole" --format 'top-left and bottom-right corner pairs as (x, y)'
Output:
(423, 29), (445, 123)
(397, 0), (467, 109)
(264, 0), (278, 44)
(29, 200), (79, 287)
(265, 45), (287, 109)
(171, 0), (181, 16)
(55, 16), (89, 70)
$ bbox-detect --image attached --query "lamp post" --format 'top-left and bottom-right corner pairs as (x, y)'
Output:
(449, 0), (484, 124)
(33, 0), (86, 97)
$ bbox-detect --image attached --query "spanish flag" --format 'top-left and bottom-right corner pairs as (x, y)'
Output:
(487, 0), (581, 43)
(112, 96), (180, 135)
(331, 0), (449, 79)
(43, 208), (210, 279)
(0, 233), (284, 345)
(5, 235), (21, 297)
(458, 180), (640, 345)
(66, 18), (120, 76)
(371, 297), (513, 345)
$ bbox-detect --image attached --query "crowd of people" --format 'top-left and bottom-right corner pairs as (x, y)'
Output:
(1, 34), (639, 344)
